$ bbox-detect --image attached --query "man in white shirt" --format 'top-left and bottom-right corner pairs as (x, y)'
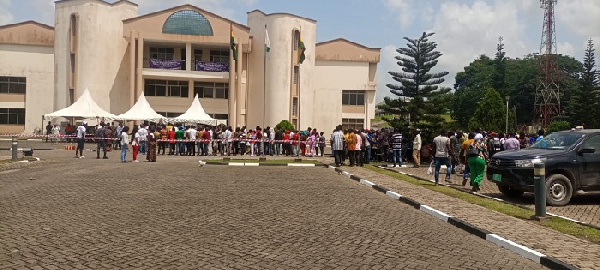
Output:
(433, 130), (452, 185)
(75, 122), (87, 158)
(225, 126), (232, 156)
(412, 129), (422, 168)
(137, 125), (148, 155)
(187, 126), (197, 156)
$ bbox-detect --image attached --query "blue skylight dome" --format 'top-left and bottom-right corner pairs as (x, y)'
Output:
(162, 10), (214, 36)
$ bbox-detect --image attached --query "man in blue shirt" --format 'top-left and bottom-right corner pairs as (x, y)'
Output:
(330, 125), (345, 167)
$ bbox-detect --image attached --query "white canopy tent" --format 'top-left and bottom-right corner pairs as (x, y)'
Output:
(43, 88), (117, 120)
(170, 94), (224, 126)
(115, 93), (166, 122)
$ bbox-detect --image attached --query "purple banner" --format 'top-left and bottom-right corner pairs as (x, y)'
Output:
(149, 59), (182, 70)
(195, 61), (229, 72)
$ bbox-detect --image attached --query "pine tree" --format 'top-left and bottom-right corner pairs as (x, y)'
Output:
(379, 32), (450, 133)
(468, 88), (506, 132)
(568, 39), (598, 128)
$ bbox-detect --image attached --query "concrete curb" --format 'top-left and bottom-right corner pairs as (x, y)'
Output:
(379, 166), (600, 231)
(326, 164), (579, 270)
(205, 162), (316, 167)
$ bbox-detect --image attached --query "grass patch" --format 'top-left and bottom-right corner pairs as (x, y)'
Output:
(365, 164), (600, 243)
(205, 159), (320, 164)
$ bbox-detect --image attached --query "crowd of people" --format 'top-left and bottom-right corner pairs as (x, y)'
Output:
(56, 120), (547, 193)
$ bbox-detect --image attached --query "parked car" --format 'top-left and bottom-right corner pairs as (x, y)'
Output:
(486, 129), (600, 206)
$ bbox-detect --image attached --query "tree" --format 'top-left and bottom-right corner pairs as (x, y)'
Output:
(468, 88), (507, 132)
(451, 55), (495, 128)
(493, 37), (507, 96)
(546, 120), (572, 133)
(568, 39), (599, 128)
(379, 32), (450, 134)
(275, 120), (295, 132)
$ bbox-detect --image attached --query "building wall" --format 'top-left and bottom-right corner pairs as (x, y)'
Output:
(247, 11), (316, 130)
(54, 0), (138, 115)
(0, 44), (54, 134)
(313, 60), (376, 134)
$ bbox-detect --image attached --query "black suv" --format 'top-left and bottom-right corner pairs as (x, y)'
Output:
(486, 129), (600, 206)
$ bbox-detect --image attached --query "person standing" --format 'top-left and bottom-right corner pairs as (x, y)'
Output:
(187, 126), (197, 156)
(175, 126), (185, 156)
(460, 133), (476, 186)
(45, 121), (53, 143)
(433, 130), (452, 185)
(503, 133), (520, 151)
(168, 127), (176, 155)
(318, 132), (326, 157)
(95, 123), (108, 159)
(132, 129), (140, 162)
(412, 129), (422, 167)
(120, 126), (129, 162)
(146, 127), (157, 162)
(355, 129), (363, 166)
(331, 125), (345, 167)
(467, 138), (488, 192)
(158, 125), (167, 155)
(113, 123), (123, 149)
(64, 123), (73, 143)
(360, 129), (370, 164)
(51, 124), (61, 144)
(137, 125), (148, 155)
(75, 122), (87, 158)
(346, 129), (357, 167)
(390, 128), (403, 167)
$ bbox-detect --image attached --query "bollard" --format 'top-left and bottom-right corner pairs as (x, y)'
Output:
(12, 136), (18, 161)
(533, 162), (548, 220)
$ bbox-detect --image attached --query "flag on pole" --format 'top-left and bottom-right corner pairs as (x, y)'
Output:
(265, 25), (271, 53)
(230, 24), (237, 61)
(298, 33), (306, 64)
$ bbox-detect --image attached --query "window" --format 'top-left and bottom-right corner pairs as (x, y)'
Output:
(0, 108), (25, 125)
(292, 97), (298, 116)
(162, 10), (214, 36)
(342, 118), (364, 131)
(0, 76), (26, 94)
(342, 90), (365, 105)
(157, 112), (182, 118)
(209, 114), (228, 120)
(144, 80), (188, 98)
(180, 48), (187, 70)
(149, 47), (174, 60)
(70, 14), (77, 37)
(69, 89), (74, 105)
(194, 82), (228, 99)
(582, 135), (600, 151)
(194, 49), (203, 63)
(293, 30), (300, 50)
(70, 54), (76, 74)
(293, 66), (299, 84)
(210, 50), (229, 63)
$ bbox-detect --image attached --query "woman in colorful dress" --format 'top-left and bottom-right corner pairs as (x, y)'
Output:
(146, 127), (157, 162)
(467, 138), (489, 192)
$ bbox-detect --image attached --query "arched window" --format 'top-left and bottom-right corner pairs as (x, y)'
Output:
(70, 14), (78, 37)
(293, 30), (300, 50)
(162, 10), (214, 36)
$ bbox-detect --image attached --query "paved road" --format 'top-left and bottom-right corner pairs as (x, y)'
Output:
(0, 152), (544, 269)
(390, 165), (600, 228)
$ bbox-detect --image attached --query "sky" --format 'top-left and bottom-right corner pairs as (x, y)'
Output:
(1, 0), (599, 103)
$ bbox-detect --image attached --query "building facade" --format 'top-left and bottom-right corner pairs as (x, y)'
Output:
(0, 0), (379, 135)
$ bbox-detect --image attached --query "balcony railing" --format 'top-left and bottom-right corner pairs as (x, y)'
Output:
(148, 59), (229, 72)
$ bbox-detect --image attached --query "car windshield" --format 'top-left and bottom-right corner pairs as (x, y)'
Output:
(531, 132), (585, 150)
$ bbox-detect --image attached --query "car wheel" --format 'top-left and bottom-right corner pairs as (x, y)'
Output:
(545, 174), (573, 206)
(497, 184), (524, 198)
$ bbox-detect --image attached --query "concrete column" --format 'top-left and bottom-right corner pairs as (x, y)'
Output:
(186, 42), (192, 71)
(136, 33), (144, 102)
(236, 51), (244, 128)
(228, 44), (236, 128)
(129, 30), (136, 109)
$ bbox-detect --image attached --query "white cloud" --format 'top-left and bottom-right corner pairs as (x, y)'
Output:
(556, 0), (600, 38)
(382, 0), (417, 30)
(26, 0), (54, 25)
(376, 44), (399, 103)
(427, 0), (539, 88)
(557, 41), (575, 57)
(0, 0), (14, 25)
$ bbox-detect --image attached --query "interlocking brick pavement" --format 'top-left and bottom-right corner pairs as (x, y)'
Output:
(389, 164), (600, 228)
(0, 151), (544, 269)
(337, 164), (600, 270)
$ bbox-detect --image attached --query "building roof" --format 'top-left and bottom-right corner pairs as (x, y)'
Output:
(0, 21), (54, 47)
(315, 38), (380, 63)
(247, 9), (317, 23)
(123, 4), (250, 31)
(54, 0), (138, 7)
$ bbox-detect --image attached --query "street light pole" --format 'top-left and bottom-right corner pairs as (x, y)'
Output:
(505, 96), (510, 134)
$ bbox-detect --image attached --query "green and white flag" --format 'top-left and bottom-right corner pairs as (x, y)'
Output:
(265, 25), (271, 53)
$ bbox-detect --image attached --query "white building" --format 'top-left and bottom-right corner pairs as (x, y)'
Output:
(0, 0), (379, 135)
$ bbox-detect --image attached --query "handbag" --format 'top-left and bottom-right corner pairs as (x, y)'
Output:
(427, 161), (434, 175)
(466, 143), (480, 158)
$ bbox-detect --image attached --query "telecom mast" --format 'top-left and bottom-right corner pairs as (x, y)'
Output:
(533, 0), (560, 128)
